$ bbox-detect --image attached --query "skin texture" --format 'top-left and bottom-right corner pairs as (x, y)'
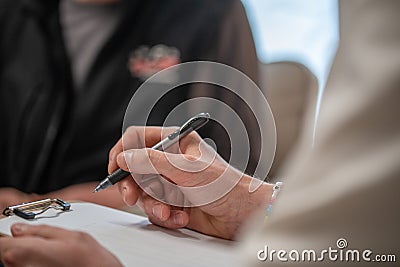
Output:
(0, 126), (273, 265)
(109, 126), (273, 240)
(0, 188), (36, 211)
(0, 224), (122, 267)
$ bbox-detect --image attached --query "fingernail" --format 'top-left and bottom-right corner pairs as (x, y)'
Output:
(12, 223), (27, 233)
(152, 205), (163, 220)
(174, 213), (184, 226)
(122, 187), (128, 203)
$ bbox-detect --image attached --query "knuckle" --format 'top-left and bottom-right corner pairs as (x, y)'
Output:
(184, 154), (198, 162)
(143, 149), (164, 174)
(125, 126), (142, 139)
(146, 148), (157, 162)
(74, 231), (92, 242)
(109, 148), (115, 159)
(2, 249), (19, 264)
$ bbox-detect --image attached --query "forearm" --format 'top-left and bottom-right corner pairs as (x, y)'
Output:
(41, 182), (126, 209)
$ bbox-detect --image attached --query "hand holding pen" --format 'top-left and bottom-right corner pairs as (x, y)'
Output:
(94, 113), (210, 193)
(106, 117), (273, 240)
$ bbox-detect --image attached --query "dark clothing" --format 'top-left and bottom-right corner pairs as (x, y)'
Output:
(0, 0), (259, 193)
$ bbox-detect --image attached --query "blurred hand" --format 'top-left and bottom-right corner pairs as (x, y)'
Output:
(0, 184), (126, 212)
(108, 126), (273, 240)
(0, 188), (39, 211)
(0, 224), (122, 267)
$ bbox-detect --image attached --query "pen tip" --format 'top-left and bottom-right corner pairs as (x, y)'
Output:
(93, 186), (103, 193)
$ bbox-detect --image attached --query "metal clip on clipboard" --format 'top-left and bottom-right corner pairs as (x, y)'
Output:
(2, 198), (71, 220)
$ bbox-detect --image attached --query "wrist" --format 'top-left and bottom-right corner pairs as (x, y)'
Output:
(239, 175), (274, 211)
(239, 175), (283, 216)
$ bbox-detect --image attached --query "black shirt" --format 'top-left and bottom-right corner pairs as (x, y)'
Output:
(0, 0), (260, 193)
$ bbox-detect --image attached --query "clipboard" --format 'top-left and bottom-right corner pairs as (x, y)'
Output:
(0, 199), (236, 266)
(2, 198), (71, 220)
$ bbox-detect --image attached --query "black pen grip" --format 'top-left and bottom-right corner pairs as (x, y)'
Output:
(108, 168), (130, 185)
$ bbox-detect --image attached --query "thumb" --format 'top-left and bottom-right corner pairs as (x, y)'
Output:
(11, 224), (72, 239)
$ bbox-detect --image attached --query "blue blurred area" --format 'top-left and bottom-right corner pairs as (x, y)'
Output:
(242, 0), (339, 88)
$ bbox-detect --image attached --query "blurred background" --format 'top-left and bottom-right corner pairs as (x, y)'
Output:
(241, 0), (339, 175)
(242, 0), (339, 89)
(0, 0), (340, 209)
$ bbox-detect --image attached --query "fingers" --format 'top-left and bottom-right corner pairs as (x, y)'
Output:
(117, 176), (140, 206)
(116, 149), (191, 177)
(176, 131), (204, 155)
(142, 197), (189, 230)
(148, 210), (190, 229)
(141, 195), (171, 222)
(117, 148), (212, 187)
(122, 127), (158, 150)
(114, 173), (189, 230)
(108, 138), (123, 174)
(108, 126), (178, 174)
(2, 225), (122, 267)
(0, 236), (47, 267)
(10, 223), (72, 239)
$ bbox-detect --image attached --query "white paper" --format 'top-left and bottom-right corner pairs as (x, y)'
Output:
(0, 203), (236, 266)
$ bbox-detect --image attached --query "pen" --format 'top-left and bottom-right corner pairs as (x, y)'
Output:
(93, 112), (210, 193)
